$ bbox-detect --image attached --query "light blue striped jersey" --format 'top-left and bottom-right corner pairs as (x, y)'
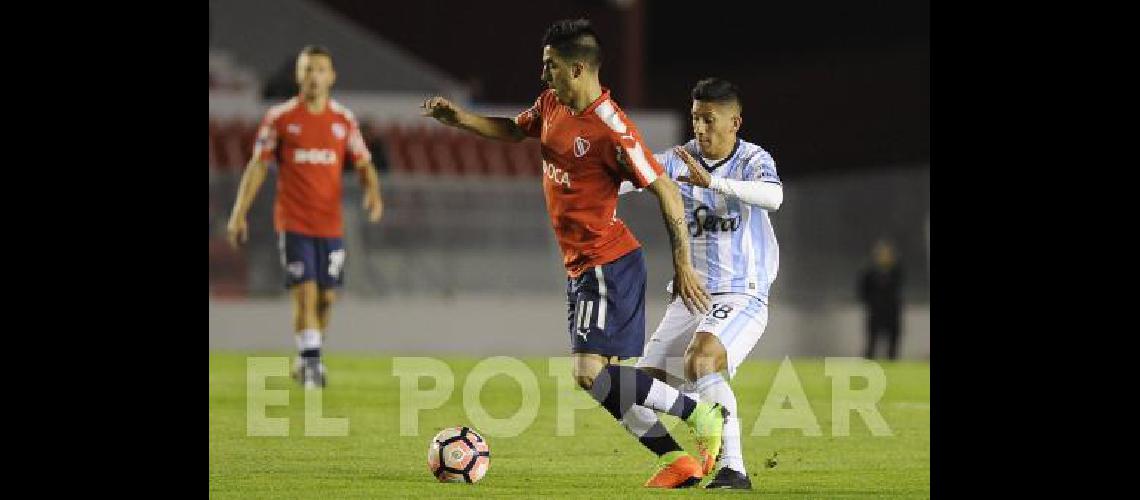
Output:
(655, 138), (781, 302)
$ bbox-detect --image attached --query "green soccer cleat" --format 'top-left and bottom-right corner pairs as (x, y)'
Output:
(684, 402), (727, 474)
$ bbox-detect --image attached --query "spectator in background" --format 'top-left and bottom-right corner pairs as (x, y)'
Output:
(858, 239), (904, 360)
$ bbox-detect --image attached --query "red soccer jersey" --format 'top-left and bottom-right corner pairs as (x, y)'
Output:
(252, 96), (371, 237)
(515, 88), (665, 278)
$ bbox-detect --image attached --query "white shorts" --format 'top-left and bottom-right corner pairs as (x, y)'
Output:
(636, 293), (769, 381)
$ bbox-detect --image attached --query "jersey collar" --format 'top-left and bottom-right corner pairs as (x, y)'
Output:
(575, 87), (611, 116)
(691, 137), (741, 173)
(297, 94), (330, 115)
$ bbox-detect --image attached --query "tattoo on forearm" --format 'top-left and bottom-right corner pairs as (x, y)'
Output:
(664, 215), (688, 253)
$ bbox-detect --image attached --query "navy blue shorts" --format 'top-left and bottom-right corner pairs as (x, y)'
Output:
(278, 232), (346, 289)
(566, 248), (647, 359)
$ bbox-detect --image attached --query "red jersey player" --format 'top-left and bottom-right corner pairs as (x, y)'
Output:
(423, 20), (724, 488)
(227, 45), (383, 389)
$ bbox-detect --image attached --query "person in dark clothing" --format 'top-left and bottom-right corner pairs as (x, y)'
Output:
(858, 240), (904, 360)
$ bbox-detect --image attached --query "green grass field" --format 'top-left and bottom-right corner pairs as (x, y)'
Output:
(210, 353), (929, 498)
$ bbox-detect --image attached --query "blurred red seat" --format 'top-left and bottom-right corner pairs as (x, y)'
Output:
(479, 138), (511, 177)
(209, 238), (248, 298)
(214, 120), (248, 171)
(402, 125), (435, 174)
(507, 140), (541, 177)
(237, 121), (258, 165)
(429, 127), (462, 176)
(453, 132), (486, 176)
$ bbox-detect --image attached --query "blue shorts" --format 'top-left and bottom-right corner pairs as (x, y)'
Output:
(278, 232), (346, 289)
(566, 248), (647, 359)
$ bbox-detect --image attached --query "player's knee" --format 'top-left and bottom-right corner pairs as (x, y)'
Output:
(572, 365), (598, 391)
(319, 290), (337, 308)
(571, 362), (603, 391)
(572, 353), (610, 391)
(684, 355), (713, 382)
(574, 374), (595, 391)
(292, 281), (318, 305)
(684, 336), (727, 381)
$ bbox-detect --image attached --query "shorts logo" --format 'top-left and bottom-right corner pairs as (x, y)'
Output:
(575, 299), (594, 340)
(287, 262), (305, 278)
(573, 136), (590, 158)
(331, 123), (346, 140)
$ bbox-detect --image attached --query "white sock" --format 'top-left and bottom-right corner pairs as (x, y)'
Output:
(296, 329), (322, 352)
(693, 372), (745, 474)
(643, 377), (688, 416)
(621, 404), (659, 438)
(680, 383), (701, 405)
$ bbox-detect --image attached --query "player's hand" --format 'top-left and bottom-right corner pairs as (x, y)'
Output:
(673, 146), (711, 188)
(672, 261), (711, 314)
(421, 96), (462, 126)
(364, 191), (383, 223)
(226, 216), (248, 249)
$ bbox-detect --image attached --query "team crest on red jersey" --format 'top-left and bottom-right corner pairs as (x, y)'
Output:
(573, 136), (590, 158)
(331, 123), (346, 140)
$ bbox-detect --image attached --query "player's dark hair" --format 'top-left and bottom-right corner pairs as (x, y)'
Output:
(692, 77), (742, 109)
(299, 44), (333, 63)
(542, 19), (601, 68)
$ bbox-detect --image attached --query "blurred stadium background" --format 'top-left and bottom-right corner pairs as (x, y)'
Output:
(208, 0), (929, 359)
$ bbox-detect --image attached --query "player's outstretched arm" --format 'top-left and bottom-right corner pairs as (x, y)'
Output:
(355, 160), (384, 223)
(646, 175), (711, 314)
(421, 96), (526, 142)
(673, 146), (782, 210)
(227, 158), (269, 248)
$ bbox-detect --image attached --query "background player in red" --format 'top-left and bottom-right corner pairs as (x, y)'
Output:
(423, 19), (724, 488)
(226, 45), (384, 389)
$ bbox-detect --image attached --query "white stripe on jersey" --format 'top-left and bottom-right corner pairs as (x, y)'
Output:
(688, 186), (706, 283)
(668, 139), (780, 300)
(763, 211), (779, 284)
(595, 100), (657, 185)
(593, 101), (627, 134)
(594, 266), (608, 330)
(267, 97), (300, 119)
(742, 204), (757, 286)
(624, 141), (658, 185)
(716, 190), (733, 289)
(702, 186), (721, 285)
(328, 99), (351, 118)
(253, 97), (300, 160)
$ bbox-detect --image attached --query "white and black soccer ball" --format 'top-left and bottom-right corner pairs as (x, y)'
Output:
(427, 426), (490, 483)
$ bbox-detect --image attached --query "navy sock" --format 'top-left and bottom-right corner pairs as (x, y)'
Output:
(589, 365), (648, 420)
(640, 421), (684, 456)
(589, 365), (698, 421)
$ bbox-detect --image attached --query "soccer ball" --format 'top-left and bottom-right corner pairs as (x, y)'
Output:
(427, 426), (490, 483)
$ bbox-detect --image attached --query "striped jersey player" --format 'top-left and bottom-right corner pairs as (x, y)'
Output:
(619, 77), (783, 490)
